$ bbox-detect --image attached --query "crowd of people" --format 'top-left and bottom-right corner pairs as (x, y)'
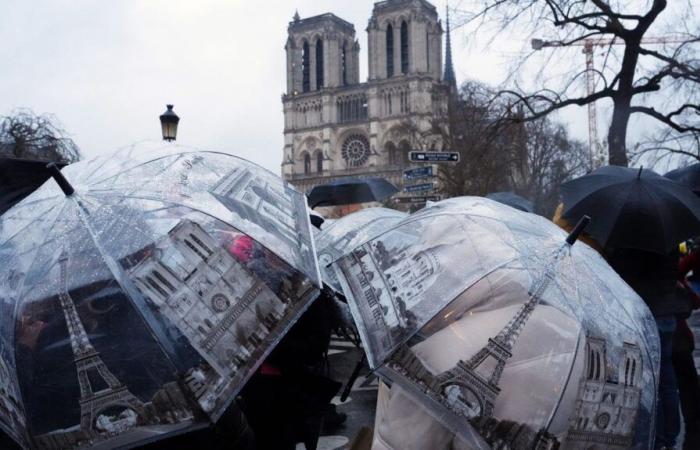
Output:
(2, 168), (699, 450)
(141, 206), (700, 450)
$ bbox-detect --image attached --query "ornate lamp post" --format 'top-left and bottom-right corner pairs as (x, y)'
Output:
(159, 104), (179, 142)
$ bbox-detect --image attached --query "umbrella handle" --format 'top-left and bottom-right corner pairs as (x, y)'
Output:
(47, 163), (74, 196)
(566, 215), (591, 246)
(340, 354), (366, 402)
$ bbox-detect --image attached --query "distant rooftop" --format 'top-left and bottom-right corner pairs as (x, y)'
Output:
(289, 12), (355, 34)
(373, 0), (438, 15)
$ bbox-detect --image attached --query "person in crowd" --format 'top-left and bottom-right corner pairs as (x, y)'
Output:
(228, 224), (346, 450)
(606, 248), (689, 450)
(554, 204), (688, 449)
(675, 238), (700, 449)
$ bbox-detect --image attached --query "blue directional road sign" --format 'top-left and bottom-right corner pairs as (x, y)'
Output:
(403, 165), (436, 180)
(403, 182), (434, 193)
(394, 195), (441, 204)
(409, 151), (459, 163)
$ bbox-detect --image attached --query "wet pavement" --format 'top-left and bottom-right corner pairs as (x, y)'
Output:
(298, 333), (379, 450)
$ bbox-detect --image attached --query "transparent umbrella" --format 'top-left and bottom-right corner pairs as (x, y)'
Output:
(0, 144), (321, 450)
(315, 207), (407, 293)
(332, 197), (659, 450)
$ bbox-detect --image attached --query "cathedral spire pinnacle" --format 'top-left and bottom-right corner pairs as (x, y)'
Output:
(443, 3), (457, 89)
(293, 10), (300, 22)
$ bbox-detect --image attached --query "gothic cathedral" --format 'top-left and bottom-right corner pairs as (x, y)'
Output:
(281, 0), (455, 195)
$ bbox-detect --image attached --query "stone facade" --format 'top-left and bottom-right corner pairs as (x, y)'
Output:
(128, 220), (288, 382)
(562, 338), (642, 449)
(282, 0), (451, 196)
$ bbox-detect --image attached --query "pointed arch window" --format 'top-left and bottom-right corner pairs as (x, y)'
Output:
(315, 38), (324, 90)
(316, 151), (323, 172)
(399, 140), (411, 166)
(400, 21), (409, 74)
(146, 276), (169, 299)
(386, 24), (394, 77)
(302, 41), (310, 92)
(303, 153), (311, 174)
(341, 42), (347, 86)
(152, 271), (175, 293)
(386, 142), (399, 166)
(426, 29), (430, 71)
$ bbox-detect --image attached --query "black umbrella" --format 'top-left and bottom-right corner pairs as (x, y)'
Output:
(0, 158), (64, 215)
(486, 191), (533, 213)
(665, 163), (700, 195)
(307, 177), (398, 208)
(560, 165), (700, 254)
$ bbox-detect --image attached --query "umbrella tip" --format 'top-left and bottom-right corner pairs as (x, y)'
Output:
(566, 215), (591, 246)
(47, 162), (75, 196)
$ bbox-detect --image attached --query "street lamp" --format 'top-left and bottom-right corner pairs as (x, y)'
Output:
(531, 38), (565, 50)
(531, 38), (545, 50)
(159, 104), (179, 142)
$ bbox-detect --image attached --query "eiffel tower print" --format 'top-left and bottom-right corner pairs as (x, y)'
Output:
(57, 250), (144, 435)
(389, 274), (548, 421)
(433, 290), (540, 419)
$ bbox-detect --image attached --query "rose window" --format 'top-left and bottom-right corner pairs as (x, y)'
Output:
(341, 135), (370, 167)
(211, 293), (231, 313)
(595, 412), (611, 430)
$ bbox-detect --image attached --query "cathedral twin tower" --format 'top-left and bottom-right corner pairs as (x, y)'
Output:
(282, 0), (455, 197)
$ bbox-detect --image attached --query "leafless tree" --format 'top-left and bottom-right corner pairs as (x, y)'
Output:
(0, 110), (80, 164)
(458, 0), (699, 167)
(435, 81), (587, 215)
(516, 119), (589, 214)
(435, 81), (517, 197)
(631, 125), (700, 172)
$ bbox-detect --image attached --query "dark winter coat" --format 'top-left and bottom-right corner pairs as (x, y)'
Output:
(606, 248), (692, 318)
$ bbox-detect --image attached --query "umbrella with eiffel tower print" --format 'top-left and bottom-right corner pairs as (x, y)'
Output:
(0, 143), (321, 450)
(332, 196), (660, 450)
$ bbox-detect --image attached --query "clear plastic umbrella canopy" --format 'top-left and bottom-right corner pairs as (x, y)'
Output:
(315, 207), (406, 292)
(0, 143), (321, 450)
(332, 197), (659, 450)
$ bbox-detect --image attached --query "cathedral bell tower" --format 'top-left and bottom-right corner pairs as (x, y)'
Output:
(281, 1), (450, 202)
(285, 12), (360, 95)
(367, 0), (443, 81)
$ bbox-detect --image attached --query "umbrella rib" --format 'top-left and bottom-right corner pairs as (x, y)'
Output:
(593, 182), (637, 248)
(77, 193), (165, 244)
(78, 154), (116, 181)
(640, 181), (672, 250)
(88, 153), (186, 193)
(545, 327), (583, 431)
(87, 150), (239, 186)
(11, 200), (71, 318)
(86, 190), (315, 282)
(70, 197), (184, 373)
(0, 201), (62, 249)
(3, 194), (61, 213)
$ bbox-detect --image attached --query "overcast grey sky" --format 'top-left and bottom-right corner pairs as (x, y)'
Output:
(0, 0), (653, 173)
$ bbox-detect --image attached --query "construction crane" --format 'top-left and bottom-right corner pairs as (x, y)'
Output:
(531, 36), (690, 168)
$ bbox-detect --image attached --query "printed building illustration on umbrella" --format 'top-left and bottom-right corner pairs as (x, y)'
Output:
(388, 295), (644, 450)
(56, 252), (146, 433)
(389, 281), (543, 421)
(564, 339), (642, 449)
(209, 167), (313, 267)
(33, 253), (196, 450)
(128, 219), (291, 411)
(343, 234), (440, 342)
(0, 341), (25, 439)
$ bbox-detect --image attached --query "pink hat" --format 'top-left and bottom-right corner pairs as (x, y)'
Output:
(228, 234), (255, 263)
